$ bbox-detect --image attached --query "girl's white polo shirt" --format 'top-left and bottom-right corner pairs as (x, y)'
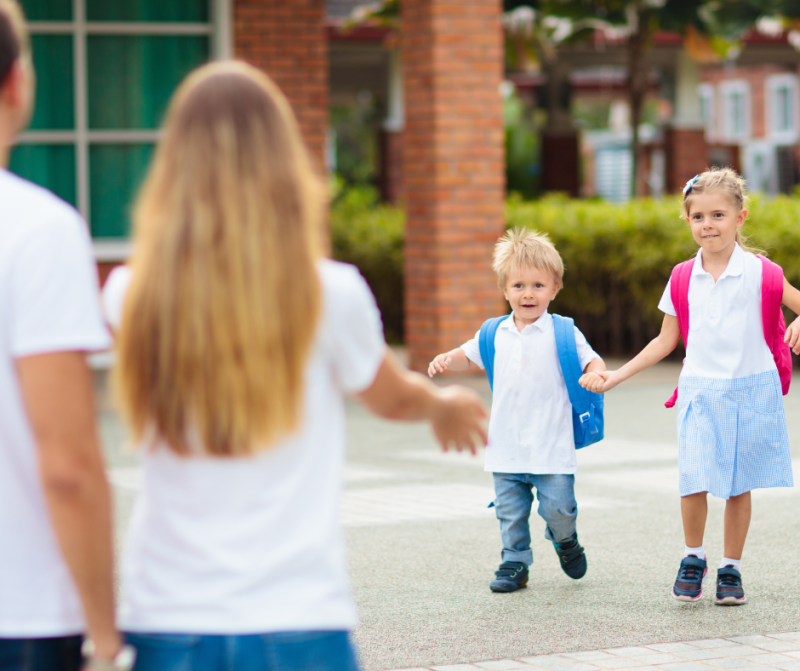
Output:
(658, 243), (775, 380)
(461, 312), (599, 475)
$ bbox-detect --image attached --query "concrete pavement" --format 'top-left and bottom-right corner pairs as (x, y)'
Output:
(95, 360), (800, 671)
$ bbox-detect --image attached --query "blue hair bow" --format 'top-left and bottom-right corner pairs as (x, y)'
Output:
(683, 174), (700, 195)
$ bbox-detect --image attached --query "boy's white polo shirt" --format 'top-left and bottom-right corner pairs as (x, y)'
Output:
(658, 243), (775, 379)
(461, 312), (599, 475)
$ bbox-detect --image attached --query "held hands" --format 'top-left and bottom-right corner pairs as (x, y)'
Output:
(785, 316), (800, 355)
(430, 386), (488, 455)
(428, 353), (453, 377)
(579, 370), (622, 394)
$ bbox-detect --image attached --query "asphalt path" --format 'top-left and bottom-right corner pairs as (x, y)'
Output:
(95, 361), (800, 671)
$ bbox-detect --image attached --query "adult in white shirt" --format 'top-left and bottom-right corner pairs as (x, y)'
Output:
(104, 61), (487, 671)
(0, 2), (125, 670)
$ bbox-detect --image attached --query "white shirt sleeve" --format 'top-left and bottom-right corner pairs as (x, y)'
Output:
(460, 330), (484, 369)
(323, 262), (386, 394)
(9, 213), (111, 357)
(101, 265), (133, 331)
(658, 279), (676, 316)
(574, 326), (600, 372)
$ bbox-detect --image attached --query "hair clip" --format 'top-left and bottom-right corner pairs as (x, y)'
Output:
(683, 174), (700, 195)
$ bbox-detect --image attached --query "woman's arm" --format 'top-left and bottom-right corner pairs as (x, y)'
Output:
(782, 277), (800, 354)
(580, 314), (680, 393)
(358, 351), (488, 454)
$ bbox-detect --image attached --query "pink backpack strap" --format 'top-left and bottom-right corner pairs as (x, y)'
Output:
(665, 259), (694, 408)
(758, 255), (792, 395)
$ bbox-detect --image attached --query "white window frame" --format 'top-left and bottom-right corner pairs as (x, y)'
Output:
(18, 0), (232, 260)
(765, 73), (799, 145)
(719, 80), (751, 144)
(698, 83), (716, 142)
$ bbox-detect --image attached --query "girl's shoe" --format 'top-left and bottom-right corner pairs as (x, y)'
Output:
(489, 561), (528, 592)
(672, 555), (708, 601)
(553, 533), (587, 579)
(715, 566), (747, 605)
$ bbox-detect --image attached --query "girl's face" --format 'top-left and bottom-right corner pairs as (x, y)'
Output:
(503, 265), (560, 327)
(685, 191), (747, 256)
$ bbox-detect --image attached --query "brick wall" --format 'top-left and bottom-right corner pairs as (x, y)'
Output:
(233, 0), (328, 168)
(402, 0), (506, 372)
(665, 128), (707, 193)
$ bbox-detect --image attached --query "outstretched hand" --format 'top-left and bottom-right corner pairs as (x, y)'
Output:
(579, 370), (622, 394)
(430, 386), (488, 455)
(786, 316), (800, 355)
(428, 353), (453, 377)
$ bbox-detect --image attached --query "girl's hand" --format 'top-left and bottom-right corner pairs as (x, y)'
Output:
(428, 353), (453, 378)
(785, 316), (800, 355)
(430, 386), (488, 455)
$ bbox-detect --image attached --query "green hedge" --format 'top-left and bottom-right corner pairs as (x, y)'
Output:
(331, 189), (800, 353)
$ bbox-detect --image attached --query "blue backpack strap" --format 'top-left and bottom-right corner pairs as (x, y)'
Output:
(553, 314), (605, 450)
(478, 316), (506, 391)
(552, 315), (591, 415)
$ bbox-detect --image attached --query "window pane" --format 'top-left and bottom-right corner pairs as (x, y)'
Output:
(18, 0), (71, 21)
(28, 35), (74, 130)
(8, 144), (76, 206)
(89, 144), (153, 238)
(777, 87), (790, 132)
(88, 36), (209, 130)
(86, 0), (208, 22)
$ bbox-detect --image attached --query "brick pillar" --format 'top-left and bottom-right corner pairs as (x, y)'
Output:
(402, 0), (505, 372)
(665, 127), (707, 193)
(233, 1), (328, 168)
(379, 129), (404, 203)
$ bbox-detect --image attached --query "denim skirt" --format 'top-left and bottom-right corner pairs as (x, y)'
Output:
(677, 369), (793, 499)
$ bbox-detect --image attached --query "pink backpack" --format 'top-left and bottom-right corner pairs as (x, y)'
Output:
(664, 255), (792, 408)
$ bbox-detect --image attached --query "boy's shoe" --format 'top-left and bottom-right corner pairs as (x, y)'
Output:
(671, 555), (708, 602)
(489, 561), (529, 592)
(553, 533), (587, 579)
(715, 566), (747, 605)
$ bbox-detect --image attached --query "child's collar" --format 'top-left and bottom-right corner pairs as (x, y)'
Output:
(694, 242), (744, 280)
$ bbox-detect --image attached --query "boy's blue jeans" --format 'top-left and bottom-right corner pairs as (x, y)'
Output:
(492, 473), (578, 566)
(124, 631), (359, 671)
(0, 636), (82, 671)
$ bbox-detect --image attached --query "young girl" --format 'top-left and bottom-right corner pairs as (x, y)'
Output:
(580, 168), (800, 605)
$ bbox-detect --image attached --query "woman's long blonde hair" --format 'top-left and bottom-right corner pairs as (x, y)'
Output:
(114, 61), (323, 456)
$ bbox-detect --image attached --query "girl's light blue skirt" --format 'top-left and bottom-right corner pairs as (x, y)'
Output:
(677, 369), (793, 499)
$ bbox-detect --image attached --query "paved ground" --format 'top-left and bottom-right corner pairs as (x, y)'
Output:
(94, 359), (800, 671)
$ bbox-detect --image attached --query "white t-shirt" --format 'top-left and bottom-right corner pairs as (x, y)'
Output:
(103, 260), (385, 634)
(658, 243), (775, 379)
(0, 169), (111, 637)
(461, 312), (599, 475)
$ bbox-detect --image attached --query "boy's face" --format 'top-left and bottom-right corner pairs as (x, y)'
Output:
(503, 265), (560, 327)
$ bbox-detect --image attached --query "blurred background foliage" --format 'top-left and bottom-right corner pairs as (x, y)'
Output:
(331, 189), (800, 353)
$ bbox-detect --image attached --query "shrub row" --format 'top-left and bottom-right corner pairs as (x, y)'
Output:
(331, 188), (800, 353)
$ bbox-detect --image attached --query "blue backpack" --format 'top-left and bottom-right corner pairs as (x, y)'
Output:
(477, 314), (604, 449)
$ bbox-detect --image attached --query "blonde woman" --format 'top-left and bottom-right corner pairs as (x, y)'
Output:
(102, 61), (487, 671)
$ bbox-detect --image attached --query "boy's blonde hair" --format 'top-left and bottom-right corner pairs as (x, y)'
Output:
(493, 228), (564, 289)
(114, 61), (324, 457)
(682, 167), (762, 255)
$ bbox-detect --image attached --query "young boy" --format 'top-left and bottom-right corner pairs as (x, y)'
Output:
(428, 228), (606, 592)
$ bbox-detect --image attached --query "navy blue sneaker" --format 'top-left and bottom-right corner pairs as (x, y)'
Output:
(489, 561), (528, 592)
(553, 533), (587, 579)
(715, 566), (747, 605)
(672, 555), (708, 601)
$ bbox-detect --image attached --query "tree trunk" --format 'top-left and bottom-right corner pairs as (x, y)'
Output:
(627, 9), (651, 198)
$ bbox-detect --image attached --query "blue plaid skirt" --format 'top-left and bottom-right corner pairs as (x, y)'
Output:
(677, 369), (793, 499)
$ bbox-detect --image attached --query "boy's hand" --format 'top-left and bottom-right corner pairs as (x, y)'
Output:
(786, 316), (800, 355)
(428, 353), (453, 378)
(580, 370), (622, 393)
(430, 386), (488, 455)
